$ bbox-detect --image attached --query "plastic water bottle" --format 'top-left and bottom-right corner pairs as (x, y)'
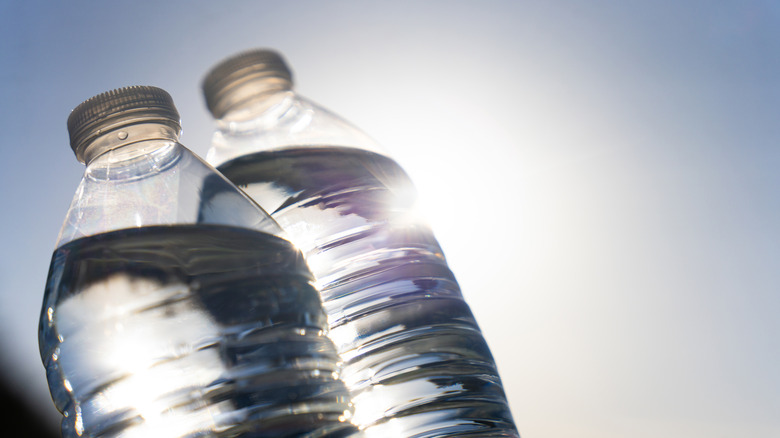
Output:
(202, 50), (519, 437)
(39, 86), (357, 438)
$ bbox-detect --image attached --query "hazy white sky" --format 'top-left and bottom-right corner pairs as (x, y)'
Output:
(1, 1), (778, 436)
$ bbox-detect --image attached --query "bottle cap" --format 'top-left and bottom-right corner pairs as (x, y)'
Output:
(202, 49), (294, 119)
(67, 86), (181, 163)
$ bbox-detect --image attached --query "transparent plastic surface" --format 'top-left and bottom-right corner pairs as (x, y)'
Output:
(207, 91), (385, 168)
(206, 81), (519, 436)
(56, 139), (282, 247)
(41, 100), (356, 437)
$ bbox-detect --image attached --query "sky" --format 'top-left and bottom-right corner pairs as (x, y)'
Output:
(1, 1), (779, 436)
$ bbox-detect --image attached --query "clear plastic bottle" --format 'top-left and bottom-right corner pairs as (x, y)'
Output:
(202, 50), (519, 437)
(39, 86), (357, 438)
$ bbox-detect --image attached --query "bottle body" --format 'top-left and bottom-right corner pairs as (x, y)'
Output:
(213, 140), (518, 436)
(40, 225), (354, 438)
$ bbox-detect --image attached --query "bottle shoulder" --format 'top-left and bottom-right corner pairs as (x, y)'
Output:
(56, 141), (283, 247)
(208, 93), (387, 166)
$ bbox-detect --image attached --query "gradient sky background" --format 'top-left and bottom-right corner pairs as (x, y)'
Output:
(1, 1), (779, 436)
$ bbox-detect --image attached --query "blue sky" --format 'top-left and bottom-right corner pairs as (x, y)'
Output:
(1, 1), (779, 436)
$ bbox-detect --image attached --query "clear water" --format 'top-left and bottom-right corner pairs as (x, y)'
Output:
(218, 146), (518, 437)
(39, 225), (357, 438)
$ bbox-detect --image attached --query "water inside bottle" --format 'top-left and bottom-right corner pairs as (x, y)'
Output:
(39, 225), (357, 438)
(218, 146), (517, 436)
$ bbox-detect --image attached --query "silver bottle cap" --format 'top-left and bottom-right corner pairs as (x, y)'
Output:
(67, 86), (181, 163)
(202, 49), (294, 119)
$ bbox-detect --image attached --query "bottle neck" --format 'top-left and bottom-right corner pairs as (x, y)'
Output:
(82, 122), (182, 180)
(217, 89), (296, 131)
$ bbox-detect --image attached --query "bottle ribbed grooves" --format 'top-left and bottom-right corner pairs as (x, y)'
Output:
(67, 86), (181, 162)
(202, 49), (294, 119)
